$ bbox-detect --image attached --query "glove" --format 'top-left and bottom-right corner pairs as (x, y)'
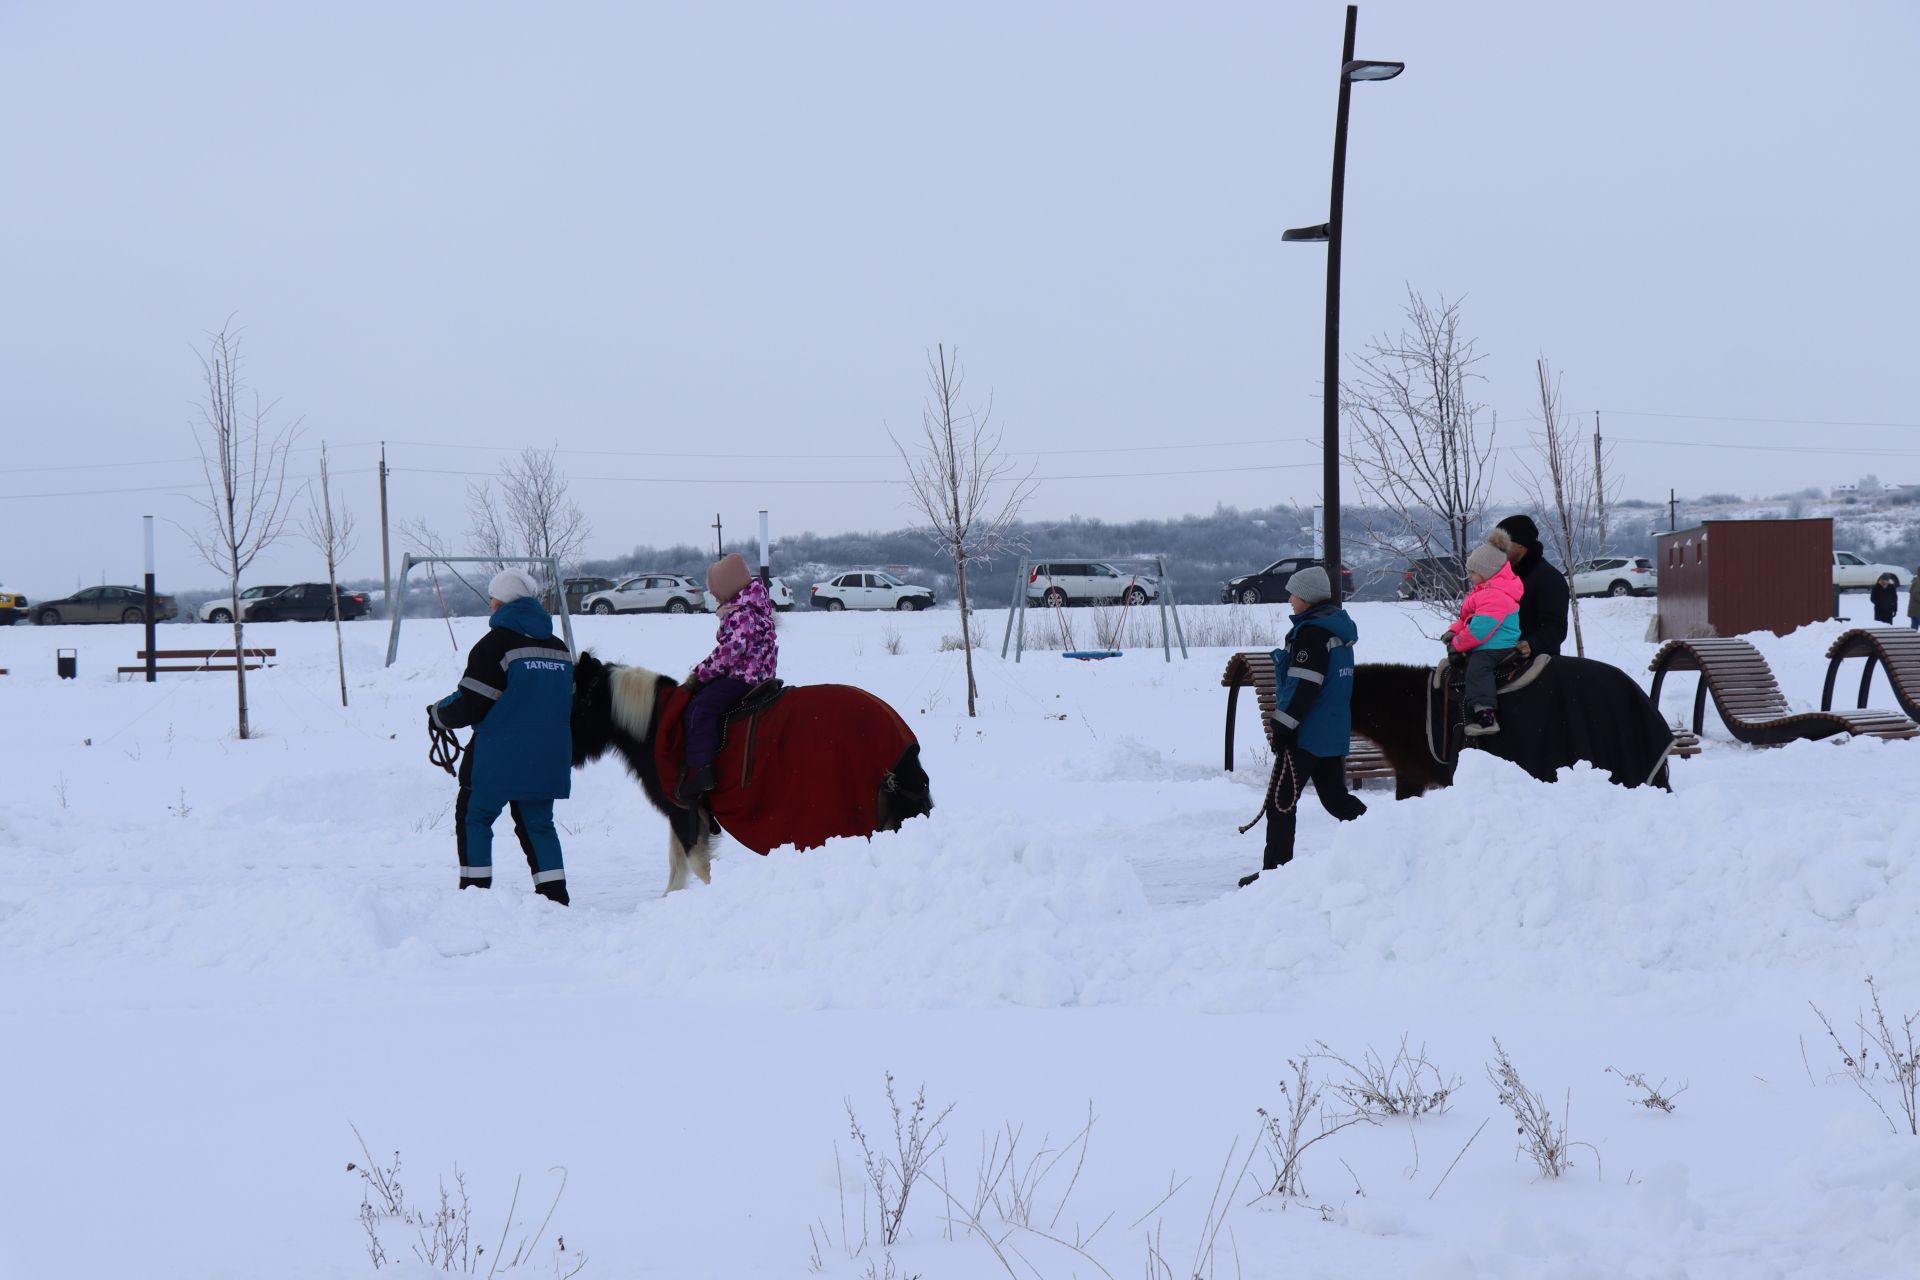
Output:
(1267, 714), (1296, 747)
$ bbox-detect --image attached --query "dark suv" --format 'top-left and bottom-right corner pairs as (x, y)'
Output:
(247, 583), (371, 622)
(1397, 556), (1466, 602)
(1221, 557), (1354, 604)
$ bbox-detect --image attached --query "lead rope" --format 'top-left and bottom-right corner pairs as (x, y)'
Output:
(428, 719), (463, 777)
(1237, 747), (1299, 834)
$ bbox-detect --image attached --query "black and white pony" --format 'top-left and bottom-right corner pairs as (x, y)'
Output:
(569, 655), (716, 894)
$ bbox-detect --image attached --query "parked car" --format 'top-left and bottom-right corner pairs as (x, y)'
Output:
(246, 582), (371, 622)
(582, 574), (707, 615)
(1834, 551), (1909, 591)
(198, 584), (288, 623)
(0, 587), (29, 626)
(563, 576), (617, 614)
(1220, 557), (1354, 604)
(33, 585), (178, 626)
(1570, 556), (1657, 598)
(1026, 561), (1159, 608)
(810, 571), (934, 611)
(1397, 556), (1466, 602)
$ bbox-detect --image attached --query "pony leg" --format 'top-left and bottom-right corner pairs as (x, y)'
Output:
(663, 830), (690, 895)
(688, 829), (713, 885)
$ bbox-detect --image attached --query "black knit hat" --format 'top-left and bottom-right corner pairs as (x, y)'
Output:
(1496, 514), (1541, 549)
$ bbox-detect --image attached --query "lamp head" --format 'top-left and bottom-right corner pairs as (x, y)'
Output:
(1343, 59), (1405, 82)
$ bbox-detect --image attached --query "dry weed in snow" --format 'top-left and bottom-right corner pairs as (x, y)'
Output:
(1811, 976), (1920, 1135)
(1313, 1036), (1459, 1120)
(1486, 1039), (1598, 1181)
(1606, 1066), (1686, 1114)
(347, 1124), (585, 1276)
(1258, 1054), (1375, 1200)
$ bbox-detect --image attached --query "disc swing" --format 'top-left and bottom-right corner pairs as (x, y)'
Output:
(1060, 584), (1131, 662)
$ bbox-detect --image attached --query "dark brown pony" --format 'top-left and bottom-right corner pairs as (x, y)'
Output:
(1350, 659), (1676, 798)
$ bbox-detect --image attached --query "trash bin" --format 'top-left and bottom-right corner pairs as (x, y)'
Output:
(57, 648), (77, 680)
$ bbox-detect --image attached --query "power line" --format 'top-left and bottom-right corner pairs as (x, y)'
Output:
(1609, 435), (1920, 458)
(0, 469), (371, 502)
(377, 436), (1306, 462)
(390, 460), (1319, 486)
(1595, 409), (1920, 430)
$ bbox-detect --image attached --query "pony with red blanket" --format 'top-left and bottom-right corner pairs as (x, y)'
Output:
(570, 652), (934, 893)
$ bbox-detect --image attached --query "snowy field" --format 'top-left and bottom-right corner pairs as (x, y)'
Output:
(2, 598), (1915, 1278)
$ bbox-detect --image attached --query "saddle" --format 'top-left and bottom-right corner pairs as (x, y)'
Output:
(1426, 650), (1552, 764)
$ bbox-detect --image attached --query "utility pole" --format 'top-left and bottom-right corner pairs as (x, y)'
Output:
(1669, 488), (1678, 532)
(712, 513), (724, 560)
(1593, 413), (1608, 551)
(378, 441), (392, 611)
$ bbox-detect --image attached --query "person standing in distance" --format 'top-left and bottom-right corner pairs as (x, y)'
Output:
(1238, 565), (1367, 888)
(1494, 514), (1570, 659)
(429, 568), (575, 904)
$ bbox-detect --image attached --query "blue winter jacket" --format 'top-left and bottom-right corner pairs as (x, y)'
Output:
(1269, 604), (1358, 758)
(431, 597), (575, 805)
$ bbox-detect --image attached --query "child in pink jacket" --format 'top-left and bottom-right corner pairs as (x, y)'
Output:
(680, 554), (778, 802)
(1448, 531), (1526, 736)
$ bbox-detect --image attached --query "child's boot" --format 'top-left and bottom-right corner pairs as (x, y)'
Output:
(1465, 706), (1500, 737)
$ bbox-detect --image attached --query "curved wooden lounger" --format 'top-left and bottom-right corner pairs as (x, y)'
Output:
(1222, 649), (1699, 789)
(1649, 636), (1919, 746)
(1821, 627), (1920, 723)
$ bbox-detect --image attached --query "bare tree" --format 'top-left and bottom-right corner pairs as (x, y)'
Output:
(1343, 289), (1498, 614)
(184, 322), (301, 740)
(396, 517), (490, 608)
(1519, 357), (1611, 658)
(463, 447), (591, 608)
(302, 440), (358, 706)
(892, 346), (1034, 717)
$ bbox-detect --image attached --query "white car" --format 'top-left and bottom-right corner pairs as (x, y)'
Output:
(1834, 551), (1909, 591)
(198, 585), (287, 623)
(809, 571), (934, 611)
(1026, 561), (1158, 607)
(582, 574), (707, 615)
(1570, 556), (1657, 598)
(706, 575), (794, 612)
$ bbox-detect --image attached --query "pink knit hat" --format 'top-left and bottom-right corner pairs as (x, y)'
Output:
(707, 554), (752, 604)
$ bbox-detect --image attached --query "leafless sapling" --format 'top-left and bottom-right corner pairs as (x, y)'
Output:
(183, 320), (302, 740)
(1342, 289), (1497, 617)
(303, 440), (359, 706)
(892, 346), (1035, 717)
(1519, 357), (1615, 658)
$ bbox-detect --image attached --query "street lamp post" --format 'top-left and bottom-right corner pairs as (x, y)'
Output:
(1283, 4), (1402, 606)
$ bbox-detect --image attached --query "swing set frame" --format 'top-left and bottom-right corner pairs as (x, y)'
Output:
(999, 554), (1189, 663)
(383, 553), (575, 667)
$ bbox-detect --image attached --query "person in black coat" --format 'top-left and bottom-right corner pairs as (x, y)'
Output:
(1493, 514), (1570, 659)
(1870, 573), (1900, 626)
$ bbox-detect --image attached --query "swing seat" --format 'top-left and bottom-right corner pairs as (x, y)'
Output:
(1063, 650), (1123, 661)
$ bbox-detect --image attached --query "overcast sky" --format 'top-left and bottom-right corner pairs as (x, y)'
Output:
(3, 0), (1917, 592)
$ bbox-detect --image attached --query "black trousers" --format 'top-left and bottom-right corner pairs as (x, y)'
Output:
(1262, 746), (1368, 871)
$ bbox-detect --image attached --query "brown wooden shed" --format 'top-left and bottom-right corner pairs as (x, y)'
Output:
(1655, 518), (1832, 640)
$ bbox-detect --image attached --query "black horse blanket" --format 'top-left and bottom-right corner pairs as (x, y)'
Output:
(1448, 654), (1676, 789)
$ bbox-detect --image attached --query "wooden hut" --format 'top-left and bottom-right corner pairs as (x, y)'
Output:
(1655, 518), (1832, 641)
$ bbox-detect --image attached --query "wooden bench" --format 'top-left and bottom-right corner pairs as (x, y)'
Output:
(1822, 627), (1920, 723)
(117, 648), (277, 677)
(1649, 637), (1918, 746)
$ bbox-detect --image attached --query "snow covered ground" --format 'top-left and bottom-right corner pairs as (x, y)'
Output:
(2, 599), (1915, 1278)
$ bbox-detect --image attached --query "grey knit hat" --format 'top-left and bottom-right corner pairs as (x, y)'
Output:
(1465, 529), (1513, 580)
(1285, 565), (1332, 604)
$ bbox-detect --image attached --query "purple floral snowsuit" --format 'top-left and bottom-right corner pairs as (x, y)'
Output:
(686, 577), (778, 770)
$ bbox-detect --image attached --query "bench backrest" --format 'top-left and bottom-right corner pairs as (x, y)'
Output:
(137, 648), (277, 660)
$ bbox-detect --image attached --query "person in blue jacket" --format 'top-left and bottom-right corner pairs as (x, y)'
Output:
(1238, 565), (1368, 888)
(429, 569), (575, 904)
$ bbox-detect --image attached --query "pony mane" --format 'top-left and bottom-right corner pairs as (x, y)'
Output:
(611, 663), (667, 741)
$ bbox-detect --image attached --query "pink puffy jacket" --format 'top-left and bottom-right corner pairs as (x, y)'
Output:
(693, 577), (779, 685)
(1447, 563), (1525, 653)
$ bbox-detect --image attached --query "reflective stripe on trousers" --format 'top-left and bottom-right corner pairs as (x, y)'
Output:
(455, 788), (566, 886)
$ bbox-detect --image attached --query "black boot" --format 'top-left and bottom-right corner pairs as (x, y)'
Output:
(1237, 871), (1262, 889)
(535, 879), (570, 906)
(675, 764), (716, 807)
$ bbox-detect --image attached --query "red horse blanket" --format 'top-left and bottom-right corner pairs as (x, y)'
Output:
(652, 683), (920, 855)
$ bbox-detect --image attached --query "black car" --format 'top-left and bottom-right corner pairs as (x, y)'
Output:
(563, 576), (616, 614)
(1396, 556), (1466, 602)
(1221, 557), (1355, 604)
(247, 582), (371, 622)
